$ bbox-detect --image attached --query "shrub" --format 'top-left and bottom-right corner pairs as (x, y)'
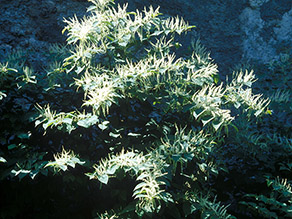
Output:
(1, 0), (291, 218)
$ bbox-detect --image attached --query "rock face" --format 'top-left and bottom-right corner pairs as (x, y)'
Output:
(239, 7), (277, 64)
(0, 0), (291, 73)
(240, 0), (292, 65)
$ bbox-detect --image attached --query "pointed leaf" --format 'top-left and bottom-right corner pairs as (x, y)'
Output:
(8, 144), (17, 150)
(59, 165), (68, 171)
(193, 108), (205, 119)
(109, 132), (120, 138)
(201, 115), (214, 126)
(98, 174), (109, 184)
(87, 5), (97, 12)
(98, 121), (110, 130)
(0, 156), (7, 163)
(212, 119), (224, 131)
(134, 182), (148, 191)
(172, 154), (181, 162)
(77, 115), (98, 128)
(62, 118), (73, 125)
(106, 165), (119, 175)
(128, 133), (141, 137)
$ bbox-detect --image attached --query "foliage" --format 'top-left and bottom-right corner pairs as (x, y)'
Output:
(240, 177), (292, 218)
(0, 0), (291, 218)
(45, 147), (85, 172)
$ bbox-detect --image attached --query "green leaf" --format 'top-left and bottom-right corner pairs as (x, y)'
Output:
(198, 163), (207, 172)
(43, 119), (57, 130)
(0, 156), (7, 163)
(213, 74), (219, 84)
(98, 174), (109, 184)
(175, 42), (182, 49)
(106, 35), (115, 41)
(76, 66), (85, 74)
(35, 119), (42, 127)
(128, 132), (141, 137)
(266, 109), (272, 115)
(41, 169), (48, 176)
(84, 52), (92, 59)
(65, 124), (76, 134)
(129, 25), (139, 33)
(106, 165), (119, 175)
(172, 154), (181, 162)
(136, 172), (149, 181)
(11, 169), (31, 177)
(193, 108), (205, 119)
(71, 157), (85, 165)
(67, 160), (76, 168)
(109, 132), (120, 138)
(77, 115), (98, 128)
(202, 211), (211, 219)
(159, 192), (174, 203)
(8, 144), (17, 150)
(59, 164), (68, 171)
(17, 132), (31, 139)
(7, 67), (18, 72)
(183, 153), (194, 161)
(201, 115), (214, 126)
(134, 182), (148, 193)
(29, 170), (39, 180)
(190, 202), (201, 214)
(212, 119), (224, 131)
(244, 81), (252, 87)
(182, 104), (193, 113)
(98, 121), (110, 130)
(192, 78), (204, 86)
(118, 41), (127, 47)
(254, 109), (263, 117)
(151, 30), (164, 37)
(133, 193), (148, 199)
(119, 34), (131, 47)
(87, 5), (97, 12)
(63, 118), (73, 124)
(234, 101), (241, 109)
(86, 172), (97, 180)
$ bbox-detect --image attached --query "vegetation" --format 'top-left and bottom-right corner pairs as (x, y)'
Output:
(1, 0), (292, 218)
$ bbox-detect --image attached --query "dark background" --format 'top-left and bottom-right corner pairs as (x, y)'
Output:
(1, 0), (292, 74)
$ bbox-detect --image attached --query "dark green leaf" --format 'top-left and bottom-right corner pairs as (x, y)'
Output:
(201, 115), (214, 126)
(17, 132), (31, 139)
(172, 154), (181, 162)
(212, 119), (223, 131)
(8, 144), (17, 150)
(193, 108), (205, 119)
(183, 153), (194, 161)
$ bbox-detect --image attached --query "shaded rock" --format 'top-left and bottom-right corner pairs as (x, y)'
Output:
(274, 8), (292, 41)
(239, 7), (277, 63)
(0, 0), (292, 74)
(249, 0), (269, 9)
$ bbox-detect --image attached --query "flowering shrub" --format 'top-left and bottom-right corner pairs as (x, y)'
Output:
(1, 0), (291, 218)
